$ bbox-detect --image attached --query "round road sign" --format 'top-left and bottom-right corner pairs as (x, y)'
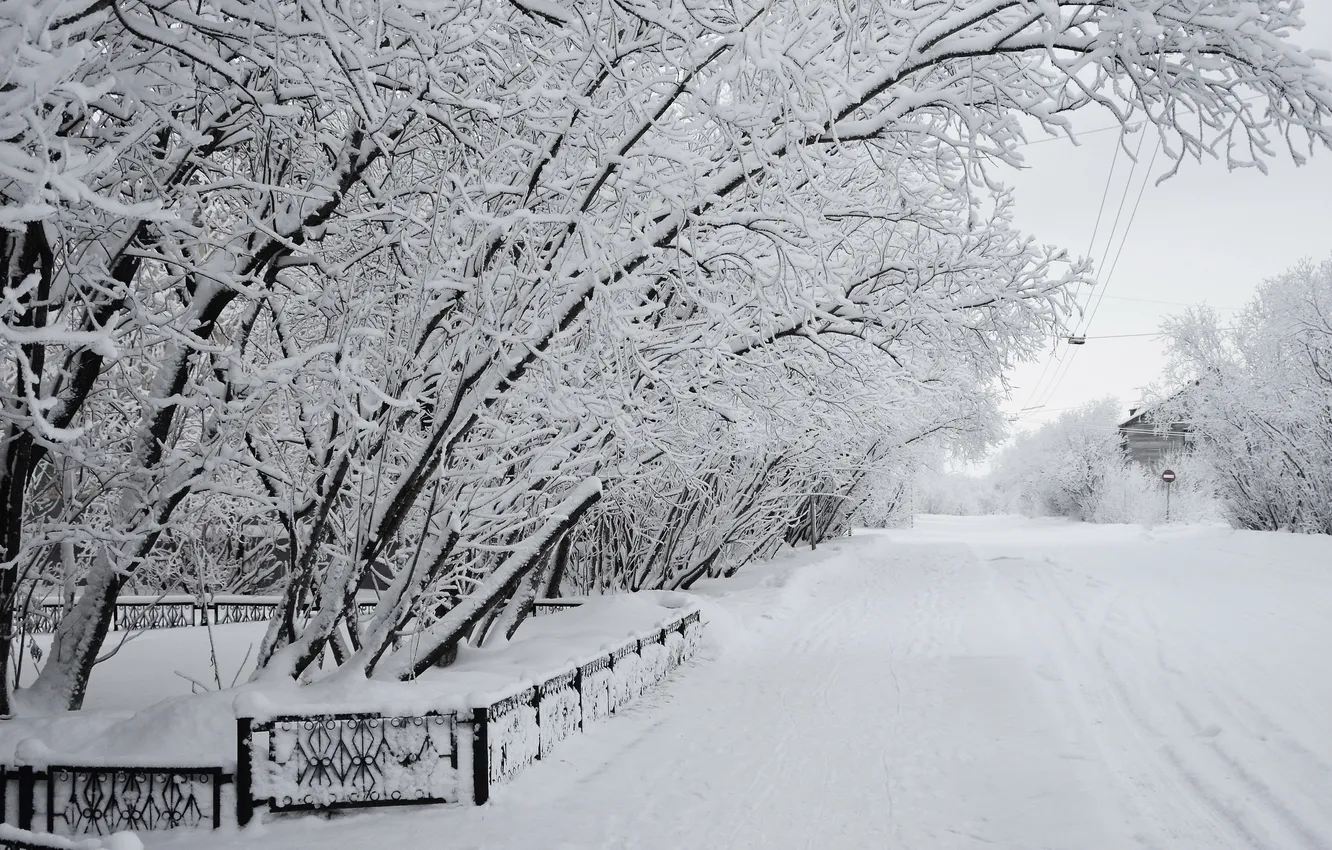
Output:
(1161, 469), (1177, 484)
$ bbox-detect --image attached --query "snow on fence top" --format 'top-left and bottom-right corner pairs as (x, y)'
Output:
(20, 594), (596, 635)
(2, 597), (703, 839)
(236, 591), (696, 720)
(2, 592), (696, 768)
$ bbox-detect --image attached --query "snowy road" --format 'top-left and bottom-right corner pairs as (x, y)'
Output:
(158, 517), (1332, 850)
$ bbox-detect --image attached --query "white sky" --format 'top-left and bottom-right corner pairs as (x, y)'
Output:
(993, 5), (1332, 444)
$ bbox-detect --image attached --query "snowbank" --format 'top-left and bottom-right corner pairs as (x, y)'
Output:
(1, 593), (695, 771)
(0, 825), (141, 850)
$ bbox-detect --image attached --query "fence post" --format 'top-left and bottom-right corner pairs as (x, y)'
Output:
(16, 765), (33, 830)
(471, 707), (489, 805)
(574, 665), (585, 733)
(531, 687), (541, 761)
(235, 717), (254, 827)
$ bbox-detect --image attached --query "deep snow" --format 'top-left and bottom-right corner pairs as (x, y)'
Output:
(124, 515), (1332, 849)
(1, 593), (694, 768)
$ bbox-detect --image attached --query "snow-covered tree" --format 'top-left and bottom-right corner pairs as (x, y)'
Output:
(991, 398), (1126, 520)
(5, 0), (1332, 712)
(1162, 257), (1332, 533)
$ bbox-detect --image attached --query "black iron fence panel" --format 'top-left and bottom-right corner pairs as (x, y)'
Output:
(538, 672), (581, 759)
(484, 688), (538, 786)
(665, 629), (687, 668)
(609, 645), (643, 710)
(44, 767), (225, 835)
(211, 602), (279, 625)
(253, 713), (458, 812)
(114, 603), (194, 632)
(21, 597), (593, 636)
(20, 608), (62, 636)
(579, 658), (615, 725)
(639, 638), (670, 695)
(682, 611), (703, 658)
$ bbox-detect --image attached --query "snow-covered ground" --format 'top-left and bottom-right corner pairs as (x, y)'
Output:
(131, 515), (1332, 849)
(1, 594), (693, 768)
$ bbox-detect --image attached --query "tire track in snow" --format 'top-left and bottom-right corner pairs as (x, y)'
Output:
(998, 559), (1263, 848)
(1076, 561), (1332, 850)
(147, 526), (1332, 850)
(1018, 557), (1329, 849)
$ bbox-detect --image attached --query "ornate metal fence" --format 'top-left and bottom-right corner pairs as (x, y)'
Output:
(469, 608), (701, 804)
(0, 765), (228, 836)
(239, 712), (458, 820)
(242, 606), (702, 813)
(4, 606), (703, 840)
(210, 597), (281, 625)
(22, 596), (586, 635)
(114, 600), (195, 632)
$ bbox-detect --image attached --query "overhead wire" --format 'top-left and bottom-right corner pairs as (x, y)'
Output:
(1082, 137), (1162, 334)
(1009, 94), (1266, 418)
(1014, 129), (1125, 416)
(1039, 130), (1151, 400)
(1032, 130), (1158, 412)
(1014, 94), (1266, 149)
(1019, 129), (1138, 414)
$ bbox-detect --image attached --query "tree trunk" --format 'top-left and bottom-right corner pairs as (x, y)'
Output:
(377, 478), (602, 680)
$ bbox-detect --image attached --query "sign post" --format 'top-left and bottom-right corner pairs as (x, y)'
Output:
(1161, 468), (1176, 522)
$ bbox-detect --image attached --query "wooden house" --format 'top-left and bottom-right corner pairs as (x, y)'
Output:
(1119, 403), (1193, 466)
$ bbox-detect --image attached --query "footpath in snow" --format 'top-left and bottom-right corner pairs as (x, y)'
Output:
(143, 516), (1332, 850)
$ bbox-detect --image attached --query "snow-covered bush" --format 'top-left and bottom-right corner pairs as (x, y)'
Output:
(1085, 454), (1225, 526)
(991, 399), (1226, 525)
(991, 400), (1125, 520)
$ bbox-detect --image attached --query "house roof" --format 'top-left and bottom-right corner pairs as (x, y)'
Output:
(1118, 381), (1198, 430)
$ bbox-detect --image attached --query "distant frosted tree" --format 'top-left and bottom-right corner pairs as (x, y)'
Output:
(991, 398), (1126, 520)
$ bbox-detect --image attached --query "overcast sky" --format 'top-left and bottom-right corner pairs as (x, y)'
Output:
(992, 5), (1332, 446)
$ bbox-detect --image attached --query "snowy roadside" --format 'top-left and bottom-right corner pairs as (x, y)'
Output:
(0, 592), (698, 770)
(129, 533), (883, 849)
(109, 518), (1332, 850)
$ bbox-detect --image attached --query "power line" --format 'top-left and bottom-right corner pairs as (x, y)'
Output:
(1007, 96), (1261, 421)
(1015, 129), (1126, 415)
(1034, 131), (1159, 412)
(1075, 331), (1164, 339)
(1017, 125), (1123, 146)
(1067, 326), (1234, 341)
(1032, 132), (1150, 411)
(1084, 137), (1162, 332)
(1010, 96), (1264, 417)
(1015, 94), (1268, 149)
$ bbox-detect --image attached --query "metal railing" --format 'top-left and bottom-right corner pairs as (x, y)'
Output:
(238, 607), (702, 815)
(21, 596), (582, 634)
(2, 605), (703, 844)
(0, 764), (228, 836)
